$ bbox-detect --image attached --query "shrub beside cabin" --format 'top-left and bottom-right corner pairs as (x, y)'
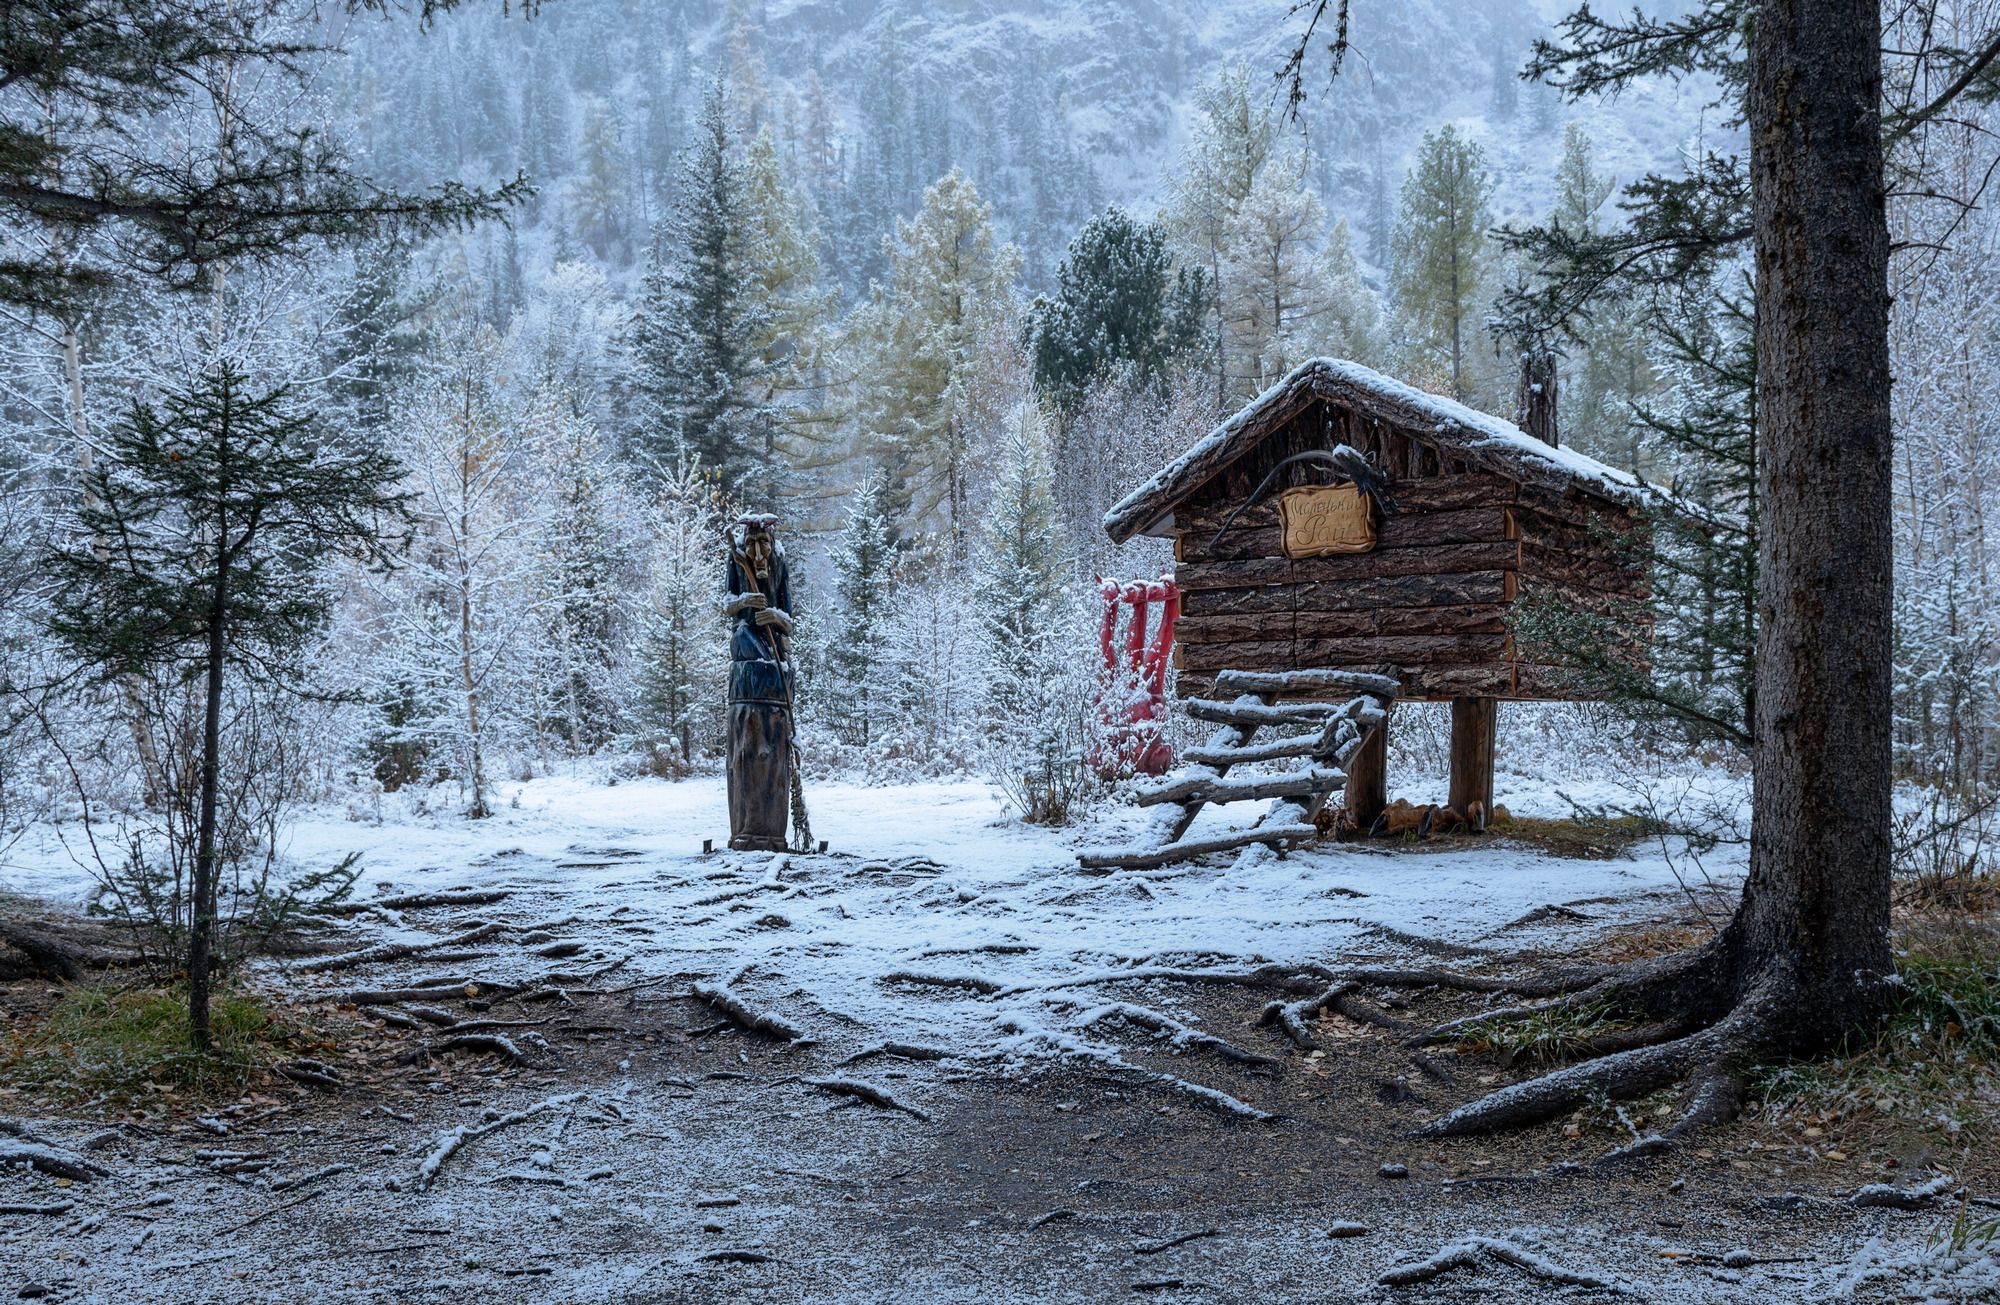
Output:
(1103, 357), (1652, 829)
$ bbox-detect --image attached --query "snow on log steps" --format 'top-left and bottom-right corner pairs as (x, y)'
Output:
(1078, 669), (1396, 872)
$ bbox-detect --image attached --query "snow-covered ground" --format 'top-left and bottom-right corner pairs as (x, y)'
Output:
(4, 765), (1748, 1073)
(6, 769), (1990, 1305)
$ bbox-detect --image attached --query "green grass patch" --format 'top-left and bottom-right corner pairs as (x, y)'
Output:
(1454, 1000), (1636, 1067)
(1492, 813), (1658, 860)
(1758, 925), (2000, 1137)
(1, 982), (325, 1102)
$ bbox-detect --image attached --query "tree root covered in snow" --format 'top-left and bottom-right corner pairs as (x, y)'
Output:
(1379, 1236), (1623, 1291)
(300, 923), (510, 973)
(414, 1093), (584, 1191)
(689, 981), (808, 1042)
(0, 1137), (109, 1182)
(840, 1041), (953, 1066)
(1076, 1002), (1280, 1068)
(803, 1077), (929, 1120)
(433, 1032), (549, 1066)
(881, 970), (1009, 995)
(0, 921), (93, 980)
(325, 888), (511, 915)
(1259, 983), (1406, 1049)
(1850, 1174), (1956, 1210)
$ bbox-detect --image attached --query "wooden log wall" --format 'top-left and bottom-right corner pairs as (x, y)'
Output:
(1167, 403), (1648, 703)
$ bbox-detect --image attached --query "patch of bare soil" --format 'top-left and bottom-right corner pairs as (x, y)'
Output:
(0, 905), (1983, 1305)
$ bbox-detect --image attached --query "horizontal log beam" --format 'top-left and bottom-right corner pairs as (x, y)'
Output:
(1297, 633), (1512, 666)
(1176, 508), (1513, 564)
(1183, 697), (1354, 727)
(1291, 541), (1517, 585)
(1175, 639), (1292, 672)
(1179, 474), (1520, 529)
(1296, 570), (1512, 610)
(1213, 667), (1401, 698)
(1173, 556), (1293, 592)
(1133, 767), (1347, 808)
(1174, 611), (1294, 644)
(1290, 604), (1510, 639)
(1180, 583), (1296, 616)
(1076, 823), (1320, 870)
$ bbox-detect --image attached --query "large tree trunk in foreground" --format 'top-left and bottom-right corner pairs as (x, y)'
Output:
(1282, 0), (1899, 1142)
(1732, 0), (1895, 1045)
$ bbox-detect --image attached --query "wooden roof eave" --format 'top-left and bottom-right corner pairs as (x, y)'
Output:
(1102, 361), (1651, 545)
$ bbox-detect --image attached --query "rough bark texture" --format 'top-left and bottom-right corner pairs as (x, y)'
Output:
(1735, 0), (1895, 1041)
(1447, 697), (1496, 818)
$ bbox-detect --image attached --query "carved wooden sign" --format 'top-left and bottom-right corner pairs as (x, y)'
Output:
(1277, 483), (1376, 557)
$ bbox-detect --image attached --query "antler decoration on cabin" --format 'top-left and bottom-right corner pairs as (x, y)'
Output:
(1208, 445), (1398, 550)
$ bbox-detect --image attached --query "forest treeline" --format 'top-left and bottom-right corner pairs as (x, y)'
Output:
(2, 0), (1995, 914)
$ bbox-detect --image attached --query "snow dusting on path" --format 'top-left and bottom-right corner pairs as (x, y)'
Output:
(3, 771), (1745, 1073)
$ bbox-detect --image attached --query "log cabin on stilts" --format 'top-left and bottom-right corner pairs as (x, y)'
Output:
(1081, 358), (1651, 869)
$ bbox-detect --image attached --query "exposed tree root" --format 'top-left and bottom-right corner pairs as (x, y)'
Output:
(803, 1077), (929, 1120)
(300, 923), (510, 973)
(0, 1137), (109, 1182)
(1379, 1236), (1622, 1291)
(1132, 1228), (1219, 1255)
(1851, 1175), (1955, 1210)
(840, 1041), (953, 1066)
(325, 888), (511, 915)
(434, 1033), (543, 1066)
(0, 922), (89, 980)
(414, 1093), (584, 1191)
(881, 970), (1009, 995)
(689, 981), (807, 1042)
(1258, 982), (1407, 1050)
(1074, 1001), (1281, 1067)
(1414, 997), (1767, 1139)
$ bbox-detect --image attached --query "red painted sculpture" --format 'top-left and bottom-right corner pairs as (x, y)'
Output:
(1093, 576), (1179, 776)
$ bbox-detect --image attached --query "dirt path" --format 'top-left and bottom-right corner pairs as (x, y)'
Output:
(0, 804), (1985, 1302)
(0, 942), (1977, 1300)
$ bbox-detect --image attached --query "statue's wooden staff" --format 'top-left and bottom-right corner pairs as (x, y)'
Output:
(734, 540), (815, 853)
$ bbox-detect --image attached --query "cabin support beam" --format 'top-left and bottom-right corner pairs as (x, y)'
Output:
(1447, 696), (1497, 825)
(1344, 715), (1388, 828)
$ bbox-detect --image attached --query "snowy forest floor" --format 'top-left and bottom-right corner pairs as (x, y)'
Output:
(0, 773), (1990, 1303)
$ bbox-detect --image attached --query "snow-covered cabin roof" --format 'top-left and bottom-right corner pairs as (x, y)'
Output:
(1103, 357), (1650, 544)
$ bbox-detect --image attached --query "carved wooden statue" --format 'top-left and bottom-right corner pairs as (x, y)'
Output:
(724, 513), (795, 852)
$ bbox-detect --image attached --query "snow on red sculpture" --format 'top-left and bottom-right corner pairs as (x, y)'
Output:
(1093, 575), (1179, 776)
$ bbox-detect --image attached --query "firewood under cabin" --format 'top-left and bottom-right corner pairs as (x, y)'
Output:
(1102, 357), (1654, 832)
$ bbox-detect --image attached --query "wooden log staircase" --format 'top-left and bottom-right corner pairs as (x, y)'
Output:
(1077, 667), (1399, 871)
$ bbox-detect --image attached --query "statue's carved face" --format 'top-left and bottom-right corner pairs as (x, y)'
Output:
(742, 532), (775, 579)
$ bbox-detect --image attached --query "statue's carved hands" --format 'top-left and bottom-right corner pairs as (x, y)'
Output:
(725, 591), (769, 618)
(755, 607), (792, 634)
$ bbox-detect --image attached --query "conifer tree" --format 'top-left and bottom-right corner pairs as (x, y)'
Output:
(534, 413), (629, 756)
(975, 403), (1068, 728)
(850, 168), (1020, 541)
(1223, 153), (1338, 392)
(828, 475), (896, 746)
(738, 127), (838, 498)
(1024, 206), (1208, 415)
(46, 363), (409, 1050)
(1167, 66), (1283, 404)
(1390, 125), (1495, 400)
(573, 97), (629, 260)
(634, 458), (730, 772)
(628, 78), (775, 496)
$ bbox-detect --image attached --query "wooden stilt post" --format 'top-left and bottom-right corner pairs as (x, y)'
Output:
(1448, 696), (1497, 826)
(1345, 714), (1388, 830)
